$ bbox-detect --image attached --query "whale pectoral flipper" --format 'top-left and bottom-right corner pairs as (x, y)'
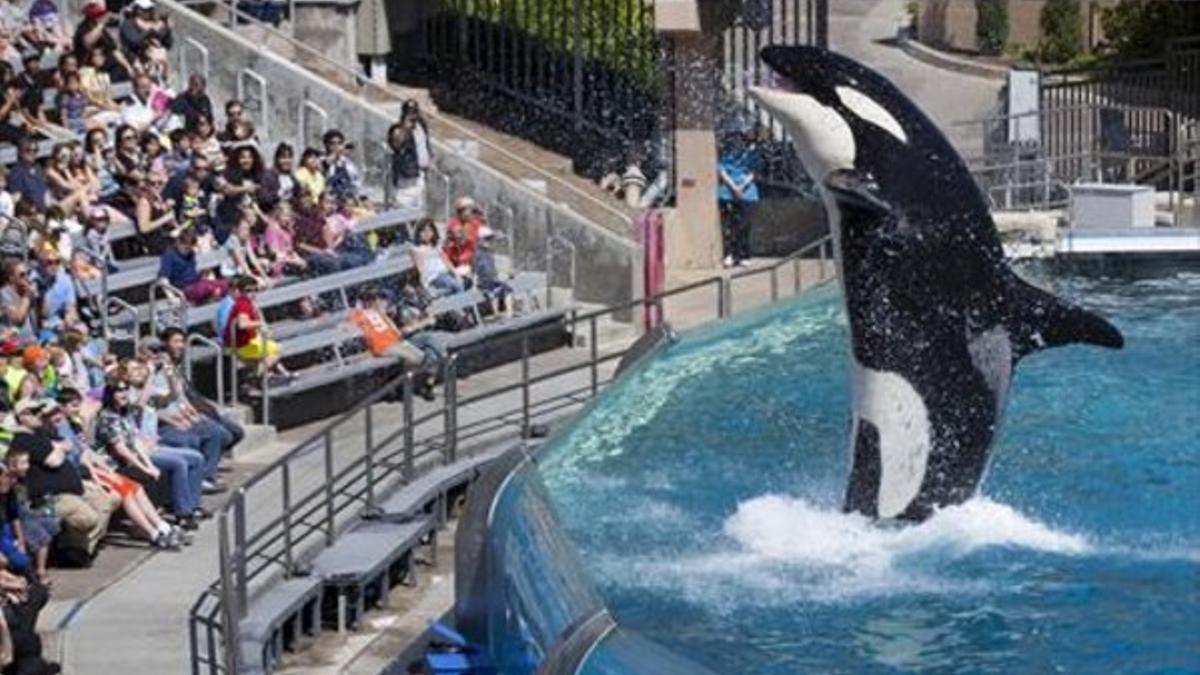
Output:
(823, 169), (890, 216)
(1007, 277), (1125, 359)
(843, 420), (882, 518)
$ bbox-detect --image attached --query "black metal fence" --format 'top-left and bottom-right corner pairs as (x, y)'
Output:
(1039, 37), (1200, 186)
(422, 0), (663, 177)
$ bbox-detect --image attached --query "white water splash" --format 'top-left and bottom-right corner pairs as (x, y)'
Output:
(590, 495), (1093, 611)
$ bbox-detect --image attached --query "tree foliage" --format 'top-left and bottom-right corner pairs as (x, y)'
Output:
(975, 0), (1009, 55)
(1038, 0), (1083, 63)
(1101, 0), (1200, 59)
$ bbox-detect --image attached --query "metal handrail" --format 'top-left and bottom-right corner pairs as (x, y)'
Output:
(186, 332), (225, 408)
(192, 233), (836, 671)
(149, 278), (188, 332)
(236, 68), (270, 140)
(105, 296), (141, 352)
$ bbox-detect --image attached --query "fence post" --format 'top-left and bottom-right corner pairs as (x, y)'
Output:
(716, 278), (726, 319)
(364, 403), (375, 509)
(323, 431), (335, 545)
(217, 513), (241, 675)
(571, 0), (583, 130)
(403, 373), (415, 479)
(520, 333), (531, 437)
(589, 314), (598, 395)
(281, 462), (294, 573)
(770, 266), (779, 301)
(233, 490), (248, 618)
(442, 357), (458, 464)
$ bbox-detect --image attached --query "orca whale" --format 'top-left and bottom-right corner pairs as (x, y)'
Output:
(748, 46), (1123, 522)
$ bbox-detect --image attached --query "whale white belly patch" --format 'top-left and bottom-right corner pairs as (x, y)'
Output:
(853, 363), (932, 518)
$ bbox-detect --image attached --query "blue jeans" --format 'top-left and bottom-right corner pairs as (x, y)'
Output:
(0, 523), (31, 574)
(152, 446), (204, 516)
(159, 421), (226, 481)
(429, 272), (464, 297)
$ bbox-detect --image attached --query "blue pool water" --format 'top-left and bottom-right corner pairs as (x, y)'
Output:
(538, 266), (1200, 674)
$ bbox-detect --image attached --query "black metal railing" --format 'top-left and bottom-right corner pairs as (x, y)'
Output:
(187, 234), (836, 674)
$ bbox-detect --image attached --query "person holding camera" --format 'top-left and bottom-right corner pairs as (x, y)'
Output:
(322, 129), (362, 204)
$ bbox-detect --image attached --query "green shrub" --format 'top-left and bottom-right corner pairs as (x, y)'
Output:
(1038, 0), (1083, 63)
(1101, 0), (1200, 59)
(975, 0), (1009, 55)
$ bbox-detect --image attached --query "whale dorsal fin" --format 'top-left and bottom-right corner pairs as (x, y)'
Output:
(1007, 277), (1124, 360)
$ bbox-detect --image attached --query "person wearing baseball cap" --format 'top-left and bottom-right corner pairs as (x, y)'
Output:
(447, 195), (483, 244)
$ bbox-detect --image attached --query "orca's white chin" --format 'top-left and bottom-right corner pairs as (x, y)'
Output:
(746, 85), (855, 181)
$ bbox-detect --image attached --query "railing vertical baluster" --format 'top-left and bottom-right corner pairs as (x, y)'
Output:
(443, 357), (458, 464)
(403, 374), (415, 478)
(716, 277), (726, 318)
(520, 333), (531, 437)
(217, 513), (240, 674)
(233, 491), (248, 617)
(589, 314), (599, 395)
(770, 267), (779, 301)
(364, 404), (375, 509)
(793, 257), (801, 294)
(323, 431), (335, 544)
(281, 462), (294, 573)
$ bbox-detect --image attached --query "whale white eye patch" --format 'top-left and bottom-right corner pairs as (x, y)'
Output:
(835, 86), (908, 144)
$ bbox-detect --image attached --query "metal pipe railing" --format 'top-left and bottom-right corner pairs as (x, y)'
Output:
(193, 235), (837, 673)
(186, 332), (226, 408)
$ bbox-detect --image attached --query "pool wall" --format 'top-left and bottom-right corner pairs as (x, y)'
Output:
(454, 337), (712, 675)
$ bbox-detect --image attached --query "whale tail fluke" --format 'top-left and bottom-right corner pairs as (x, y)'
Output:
(1008, 278), (1125, 359)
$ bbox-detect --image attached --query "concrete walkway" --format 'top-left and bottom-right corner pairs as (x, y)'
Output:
(830, 0), (1003, 155)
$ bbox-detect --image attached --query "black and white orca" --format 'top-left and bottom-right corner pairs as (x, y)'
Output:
(748, 46), (1123, 522)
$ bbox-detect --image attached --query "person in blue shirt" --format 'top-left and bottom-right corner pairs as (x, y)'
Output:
(717, 124), (761, 268)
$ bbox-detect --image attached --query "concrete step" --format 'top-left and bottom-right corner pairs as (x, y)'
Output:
(232, 423), (278, 460)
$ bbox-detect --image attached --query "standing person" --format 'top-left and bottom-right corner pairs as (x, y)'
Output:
(321, 129), (362, 204)
(169, 74), (212, 130)
(386, 99), (431, 210)
(716, 123), (761, 268)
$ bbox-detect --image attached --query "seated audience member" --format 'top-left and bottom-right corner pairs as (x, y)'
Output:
(162, 129), (193, 176)
(293, 147), (326, 200)
(225, 276), (291, 383)
(159, 327), (244, 453)
(27, 0), (71, 51)
(189, 113), (223, 170)
(119, 0), (171, 71)
(213, 145), (261, 242)
(5, 398), (121, 564)
(258, 201), (306, 278)
(16, 52), (74, 142)
(0, 451), (57, 582)
(219, 201), (272, 288)
(292, 192), (343, 275)
(215, 99), (246, 146)
(316, 193), (371, 268)
(83, 128), (122, 205)
(19, 347), (56, 402)
(140, 131), (166, 175)
(79, 207), (115, 272)
(74, 2), (134, 80)
(78, 47), (122, 124)
(0, 556), (58, 674)
(446, 196), (483, 244)
(442, 220), (475, 276)
(132, 170), (176, 255)
(158, 231), (226, 304)
(0, 260), (36, 342)
(31, 247), (81, 341)
(322, 129), (362, 203)
(409, 219), (465, 297)
(51, 389), (186, 550)
(258, 142), (296, 207)
(124, 354), (225, 493)
(111, 124), (143, 184)
(170, 74), (211, 130)
(473, 226), (511, 311)
(120, 73), (168, 133)
(8, 139), (50, 211)
(95, 379), (206, 530)
(348, 289), (438, 400)
(44, 143), (93, 214)
(54, 72), (89, 135)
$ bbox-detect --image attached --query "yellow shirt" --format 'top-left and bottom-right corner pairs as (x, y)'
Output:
(294, 166), (326, 200)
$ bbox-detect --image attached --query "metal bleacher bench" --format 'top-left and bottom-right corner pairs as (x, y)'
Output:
(237, 444), (511, 674)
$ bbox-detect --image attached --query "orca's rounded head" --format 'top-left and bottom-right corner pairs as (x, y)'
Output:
(759, 45), (897, 106)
